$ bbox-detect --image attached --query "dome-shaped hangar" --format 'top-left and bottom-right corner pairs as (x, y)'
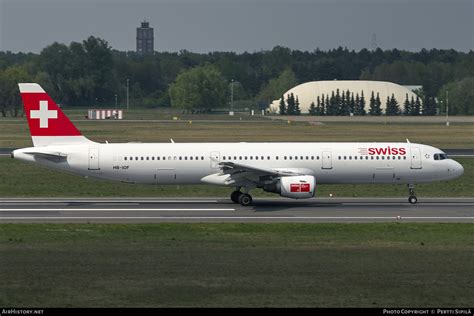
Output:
(269, 80), (420, 114)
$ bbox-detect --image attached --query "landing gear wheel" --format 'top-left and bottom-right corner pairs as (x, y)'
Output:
(408, 195), (418, 204)
(407, 184), (417, 204)
(238, 193), (253, 206)
(230, 191), (242, 203)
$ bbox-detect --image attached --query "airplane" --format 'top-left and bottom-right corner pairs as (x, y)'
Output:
(12, 83), (464, 206)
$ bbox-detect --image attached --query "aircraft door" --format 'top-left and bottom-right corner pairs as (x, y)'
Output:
(155, 168), (176, 184)
(410, 147), (422, 169)
(210, 151), (220, 169)
(88, 148), (100, 170)
(322, 151), (332, 169)
(373, 167), (395, 182)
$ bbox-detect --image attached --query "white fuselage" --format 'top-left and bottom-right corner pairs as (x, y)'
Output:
(13, 142), (464, 186)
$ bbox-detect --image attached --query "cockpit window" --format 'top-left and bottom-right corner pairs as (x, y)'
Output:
(434, 153), (448, 160)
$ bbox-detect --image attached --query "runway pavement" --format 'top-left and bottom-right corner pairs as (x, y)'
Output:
(1, 197), (473, 223)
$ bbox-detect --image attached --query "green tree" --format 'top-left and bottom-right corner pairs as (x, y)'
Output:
(326, 91), (337, 115)
(294, 96), (301, 115)
(286, 93), (297, 115)
(334, 89), (341, 115)
(354, 93), (361, 115)
(349, 92), (355, 114)
(320, 94), (326, 115)
(438, 77), (474, 115)
(410, 96), (416, 115)
(279, 95), (286, 115)
(413, 95), (422, 115)
(308, 101), (316, 115)
(423, 95), (437, 115)
(257, 68), (297, 104)
(0, 64), (31, 117)
(169, 65), (227, 112)
(368, 91), (377, 115)
(385, 94), (400, 115)
(403, 94), (411, 115)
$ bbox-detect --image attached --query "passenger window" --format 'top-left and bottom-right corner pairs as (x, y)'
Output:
(146, 157), (149, 160)
(354, 156), (357, 160)
(250, 156), (253, 160)
(267, 156), (270, 160)
(338, 156), (341, 160)
(185, 157), (187, 160)
(349, 156), (352, 160)
(294, 156), (298, 160)
(152, 157), (155, 160)
(289, 156), (292, 160)
(284, 156), (287, 160)
(261, 156), (264, 160)
(245, 156), (248, 160)
(276, 156), (279, 160)
(124, 157), (127, 161)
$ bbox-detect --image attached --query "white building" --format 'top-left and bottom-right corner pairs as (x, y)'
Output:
(269, 80), (421, 114)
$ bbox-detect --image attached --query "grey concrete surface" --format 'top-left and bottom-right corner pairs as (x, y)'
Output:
(1, 197), (473, 223)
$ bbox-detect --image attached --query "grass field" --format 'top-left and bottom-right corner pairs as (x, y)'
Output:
(1, 223), (473, 307)
(0, 118), (472, 148)
(0, 157), (472, 197)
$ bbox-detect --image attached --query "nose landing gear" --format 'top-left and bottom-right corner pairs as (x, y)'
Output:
(408, 184), (417, 204)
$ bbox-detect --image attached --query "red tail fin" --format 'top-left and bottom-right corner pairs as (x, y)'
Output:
(19, 83), (92, 146)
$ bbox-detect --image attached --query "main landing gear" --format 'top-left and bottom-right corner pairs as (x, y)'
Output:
(230, 189), (253, 206)
(408, 184), (417, 204)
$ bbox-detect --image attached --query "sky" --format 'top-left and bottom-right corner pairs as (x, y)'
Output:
(0, 0), (472, 53)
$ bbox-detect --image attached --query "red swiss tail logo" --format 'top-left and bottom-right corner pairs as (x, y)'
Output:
(19, 83), (81, 137)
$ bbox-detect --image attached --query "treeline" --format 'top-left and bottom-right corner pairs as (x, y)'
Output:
(283, 89), (436, 116)
(0, 36), (473, 116)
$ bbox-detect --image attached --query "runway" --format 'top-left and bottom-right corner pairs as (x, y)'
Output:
(1, 197), (473, 223)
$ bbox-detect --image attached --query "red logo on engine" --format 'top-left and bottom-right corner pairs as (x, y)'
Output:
(301, 183), (310, 192)
(290, 183), (311, 192)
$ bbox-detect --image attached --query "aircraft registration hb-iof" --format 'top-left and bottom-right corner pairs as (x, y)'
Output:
(13, 83), (464, 206)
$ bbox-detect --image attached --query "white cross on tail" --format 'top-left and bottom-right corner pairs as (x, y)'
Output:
(30, 101), (57, 128)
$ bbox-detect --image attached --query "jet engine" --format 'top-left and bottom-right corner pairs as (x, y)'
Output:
(263, 175), (315, 199)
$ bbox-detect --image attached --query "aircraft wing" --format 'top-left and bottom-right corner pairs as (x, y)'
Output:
(218, 161), (304, 177)
(202, 160), (306, 186)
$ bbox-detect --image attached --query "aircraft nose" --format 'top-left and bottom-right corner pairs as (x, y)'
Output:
(448, 160), (464, 179)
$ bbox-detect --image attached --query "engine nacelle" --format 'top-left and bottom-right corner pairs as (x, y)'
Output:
(263, 175), (316, 199)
